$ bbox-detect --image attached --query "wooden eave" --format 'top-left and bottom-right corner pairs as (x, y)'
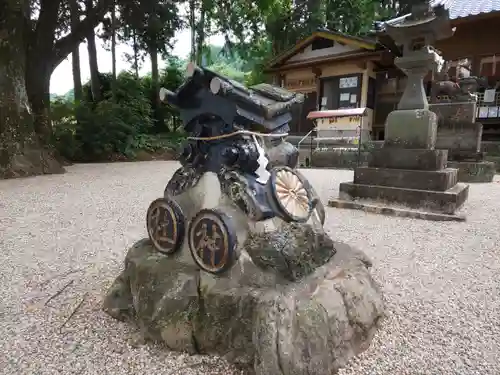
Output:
(266, 30), (378, 71)
(307, 108), (368, 119)
(265, 50), (383, 73)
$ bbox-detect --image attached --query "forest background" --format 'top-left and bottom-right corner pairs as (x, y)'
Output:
(0, 0), (416, 174)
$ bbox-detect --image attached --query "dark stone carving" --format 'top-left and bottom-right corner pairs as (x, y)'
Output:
(149, 64), (326, 273)
(104, 65), (385, 375)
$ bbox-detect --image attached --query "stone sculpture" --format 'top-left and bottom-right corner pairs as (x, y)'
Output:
(430, 60), (475, 102)
(149, 63), (326, 273)
(103, 64), (384, 375)
(333, 2), (469, 220)
(430, 58), (488, 103)
(430, 69), (495, 182)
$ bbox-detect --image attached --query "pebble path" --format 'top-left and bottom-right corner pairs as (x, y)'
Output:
(0, 161), (498, 375)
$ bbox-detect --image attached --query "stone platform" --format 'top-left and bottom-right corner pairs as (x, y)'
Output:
(429, 102), (495, 183)
(447, 160), (495, 183)
(328, 198), (466, 222)
(339, 181), (468, 215)
(337, 148), (469, 217)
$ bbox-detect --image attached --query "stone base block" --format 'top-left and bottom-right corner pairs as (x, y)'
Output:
(354, 167), (458, 191)
(339, 181), (469, 215)
(447, 161), (495, 183)
(384, 109), (438, 149)
(309, 149), (370, 169)
(328, 199), (466, 222)
(369, 148), (448, 171)
(431, 102), (481, 155)
(448, 151), (485, 162)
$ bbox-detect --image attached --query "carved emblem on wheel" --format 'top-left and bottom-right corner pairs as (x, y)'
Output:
(269, 166), (313, 222)
(146, 197), (185, 254)
(188, 209), (237, 274)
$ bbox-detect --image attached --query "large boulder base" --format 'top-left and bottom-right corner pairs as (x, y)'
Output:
(103, 224), (384, 375)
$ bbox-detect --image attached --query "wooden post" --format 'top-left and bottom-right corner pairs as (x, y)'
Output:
(312, 67), (322, 110)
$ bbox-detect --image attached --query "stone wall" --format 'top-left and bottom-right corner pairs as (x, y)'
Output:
(307, 149), (371, 169)
(294, 137), (500, 172)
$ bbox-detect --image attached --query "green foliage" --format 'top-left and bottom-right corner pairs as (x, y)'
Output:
(207, 62), (246, 83)
(140, 57), (185, 132)
(50, 67), (186, 162)
(75, 100), (146, 160)
(215, 0), (404, 76)
(51, 98), (80, 160)
(117, 0), (183, 58)
(50, 89), (75, 102)
(129, 132), (186, 153)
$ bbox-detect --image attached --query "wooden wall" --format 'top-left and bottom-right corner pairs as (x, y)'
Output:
(436, 17), (500, 76)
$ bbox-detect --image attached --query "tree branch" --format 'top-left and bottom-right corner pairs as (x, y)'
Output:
(34, 0), (62, 51)
(52, 0), (113, 68)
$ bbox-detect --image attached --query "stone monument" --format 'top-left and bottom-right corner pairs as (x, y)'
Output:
(103, 64), (384, 375)
(332, 2), (469, 220)
(430, 68), (495, 183)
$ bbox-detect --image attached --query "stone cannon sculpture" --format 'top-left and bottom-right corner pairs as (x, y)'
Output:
(150, 62), (326, 273)
(103, 63), (384, 375)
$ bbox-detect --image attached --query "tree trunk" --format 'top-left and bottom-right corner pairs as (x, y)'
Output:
(149, 41), (165, 132)
(195, 4), (206, 66)
(111, 1), (117, 100)
(70, 0), (83, 102)
(25, 63), (53, 143)
(133, 31), (139, 79)
(72, 49), (83, 102)
(86, 0), (101, 102)
(189, 0), (196, 62)
(0, 0), (63, 178)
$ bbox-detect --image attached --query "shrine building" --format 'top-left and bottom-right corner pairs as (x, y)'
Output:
(264, 0), (500, 141)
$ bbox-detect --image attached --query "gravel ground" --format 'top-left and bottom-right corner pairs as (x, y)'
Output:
(0, 161), (499, 375)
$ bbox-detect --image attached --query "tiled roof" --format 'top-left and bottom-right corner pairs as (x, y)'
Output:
(385, 0), (500, 26)
(447, 0), (500, 19)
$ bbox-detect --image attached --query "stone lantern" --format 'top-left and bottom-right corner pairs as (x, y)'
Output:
(333, 2), (470, 220)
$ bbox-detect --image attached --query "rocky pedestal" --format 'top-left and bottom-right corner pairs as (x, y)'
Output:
(103, 224), (384, 375)
(431, 101), (495, 183)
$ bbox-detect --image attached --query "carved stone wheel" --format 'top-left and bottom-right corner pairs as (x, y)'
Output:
(269, 166), (313, 223)
(294, 169), (326, 226)
(146, 197), (185, 255)
(188, 208), (237, 274)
